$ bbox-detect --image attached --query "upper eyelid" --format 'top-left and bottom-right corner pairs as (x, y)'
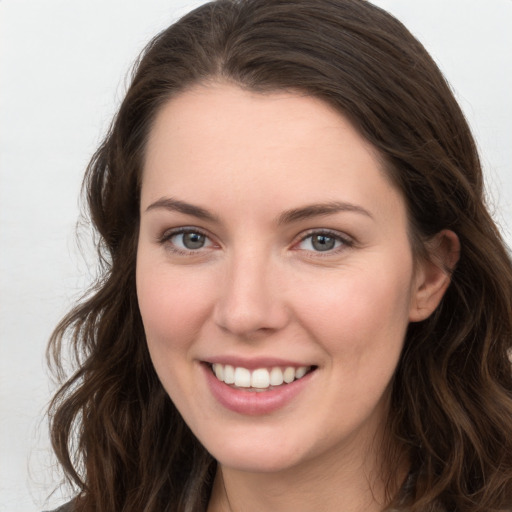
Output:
(295, 228), (353, 244)
(160, 226), (212, 240)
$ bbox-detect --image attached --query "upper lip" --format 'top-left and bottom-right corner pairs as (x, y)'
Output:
(203, 355), (314, 370)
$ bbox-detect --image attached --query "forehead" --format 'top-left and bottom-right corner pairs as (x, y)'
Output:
(141, 82), (405, 225)
(145, 83), (374, 162)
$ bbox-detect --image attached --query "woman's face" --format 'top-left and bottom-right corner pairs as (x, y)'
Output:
(136, 83), (426, 473)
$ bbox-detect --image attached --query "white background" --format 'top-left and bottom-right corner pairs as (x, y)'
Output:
(1, 1), (511, 510)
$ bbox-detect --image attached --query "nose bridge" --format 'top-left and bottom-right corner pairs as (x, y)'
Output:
(214, 243), (288, 337)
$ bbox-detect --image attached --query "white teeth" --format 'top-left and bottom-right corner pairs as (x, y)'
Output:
(295, 366), (307, 379)
(251, 368), (270, 388)
(234, 367), (251, 387)
(224, 364), (235, 384)
(211, 364), (311, 389)
(269, 367), (284, 386)
(283, 366), (295, 383)
(213, 363), (223, 381)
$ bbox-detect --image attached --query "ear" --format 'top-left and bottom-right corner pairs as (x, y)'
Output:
(409, 230), (460, 322)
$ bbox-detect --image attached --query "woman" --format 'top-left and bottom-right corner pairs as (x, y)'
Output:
(46, 0), (512, 511)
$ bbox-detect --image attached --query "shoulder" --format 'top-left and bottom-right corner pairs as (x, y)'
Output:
(42, 501), (75, 512)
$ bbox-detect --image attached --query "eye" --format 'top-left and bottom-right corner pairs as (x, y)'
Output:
(296, 231), (351, 253)
(161, 228), (214, 253)
(174, 231), (208, 250)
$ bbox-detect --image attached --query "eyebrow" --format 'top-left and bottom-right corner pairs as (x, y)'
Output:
(145, 197), (373, 224)
(276, 201), (373, 225)
(145, 197), (219, 222)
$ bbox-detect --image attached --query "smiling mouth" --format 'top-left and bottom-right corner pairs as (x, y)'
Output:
(208, 363), (317, 392)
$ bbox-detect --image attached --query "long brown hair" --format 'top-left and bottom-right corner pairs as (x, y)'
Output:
(47, 1), (512, 510)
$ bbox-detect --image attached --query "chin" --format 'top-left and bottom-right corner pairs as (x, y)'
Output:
(214, 449), (303, 474)
(202, 427), (317, 474)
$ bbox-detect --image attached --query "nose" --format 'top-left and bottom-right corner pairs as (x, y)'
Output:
(213, 249), (290, 339)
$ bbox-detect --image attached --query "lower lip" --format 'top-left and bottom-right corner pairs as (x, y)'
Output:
(202, 363), (315, 415)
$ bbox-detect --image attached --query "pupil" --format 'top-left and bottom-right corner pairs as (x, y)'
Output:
(183, 232), (205, 249)
(312, 234), (335, 251)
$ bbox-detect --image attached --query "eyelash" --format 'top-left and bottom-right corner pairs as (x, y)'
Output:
(294, 229), (354, 256)
(158, 227), (214, 256)
(158, 227), (354, 256)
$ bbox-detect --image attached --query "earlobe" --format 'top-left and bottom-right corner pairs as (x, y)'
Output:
(409, 230), (460, 322)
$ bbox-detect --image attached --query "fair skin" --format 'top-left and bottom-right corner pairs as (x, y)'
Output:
(136, 82), (458, 511)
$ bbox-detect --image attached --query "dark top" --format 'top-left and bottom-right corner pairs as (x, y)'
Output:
(44, 502), (74, 512)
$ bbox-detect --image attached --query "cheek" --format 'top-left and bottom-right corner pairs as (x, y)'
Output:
(292, 265), (413, 432)
(136, 260), (214, 361)
(291, 261), (413, 365)
(136, 261), (218, 410)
